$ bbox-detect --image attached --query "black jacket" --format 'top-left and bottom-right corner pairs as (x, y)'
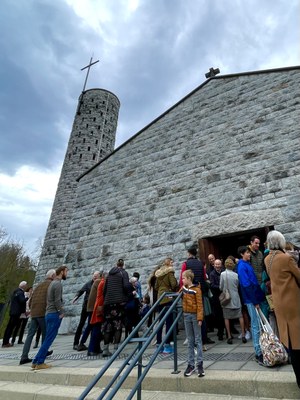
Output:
(186, 257), (205, 290)
(9, 287), (26, 316)
(104, 267), (130, 305)
(74, 280), (93, 310)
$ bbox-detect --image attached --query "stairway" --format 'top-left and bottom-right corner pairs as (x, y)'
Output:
(0, 365), (299, 400)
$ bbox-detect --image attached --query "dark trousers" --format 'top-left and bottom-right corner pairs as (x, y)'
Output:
(13, 318), (28, 343)
(88, 323), (102, 353)
(35, 326), (42, 345)
(80, 312), (92, 345)
(212, 295), (225, 337)
(156, 303), (174, 345)
(290, 348), (300, 386)
(3, 315), (21, 345)
(73, 308), (89, 346)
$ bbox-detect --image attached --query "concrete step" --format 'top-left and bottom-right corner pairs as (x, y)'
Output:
(0, 366), (299, 399)
(1, 381), (296, 400)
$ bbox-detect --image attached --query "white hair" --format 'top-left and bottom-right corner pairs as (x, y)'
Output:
(46, 269), (56, 278)
(19, 281), (27, 289)
(266, 230), (286, 250)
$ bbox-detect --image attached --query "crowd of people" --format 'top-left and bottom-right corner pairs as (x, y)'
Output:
(1, 230), (299, 386)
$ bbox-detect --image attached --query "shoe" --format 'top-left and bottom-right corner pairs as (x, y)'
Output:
(184, 365), (195, 377)
(35, 363), (52, 370)
(18, 341), (24, 344)
(77, 344), (87, 351)
(33, 343), (39, 349)
(73, 345), (78, 350)
(205, 338), (215, 344)
(242, 337), (247, 344)
(2, 343), (13, 348)
(87, 351), (99, 356)
(197, 363), (205, 377)
(46, 350), (53, 357)
(255, 354), (264, 366)
(156, 344), (164, 353)
(227, 338), (233, 345)
(183, 338), (188, 345)
(202, 345), (207, 352)
(238, 333), (243, 339)
(245, 330), (251, 340)
(20, 358), (32, 365)
(31, 363), (36, 369)
(162, 344), (173, 354)
(102, 344), (112, 357)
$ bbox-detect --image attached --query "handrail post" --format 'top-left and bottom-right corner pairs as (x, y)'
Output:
(171, 302), (180, 374)
(137, 341), (143, 400)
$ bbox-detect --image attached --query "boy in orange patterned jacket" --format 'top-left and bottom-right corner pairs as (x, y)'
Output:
(181, 269), (205, 377)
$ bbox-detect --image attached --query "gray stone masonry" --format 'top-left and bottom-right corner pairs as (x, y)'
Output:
(37, 67), (300, 332)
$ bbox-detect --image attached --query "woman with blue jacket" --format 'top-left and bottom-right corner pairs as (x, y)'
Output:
(237, 246), (266, 365)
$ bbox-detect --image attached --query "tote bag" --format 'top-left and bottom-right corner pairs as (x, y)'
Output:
(256, 308), (288, 367)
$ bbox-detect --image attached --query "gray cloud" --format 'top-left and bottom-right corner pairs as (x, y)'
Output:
(0, 0), (299, 254)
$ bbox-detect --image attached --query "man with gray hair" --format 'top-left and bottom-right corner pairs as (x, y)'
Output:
(19, 269), (56, 365)
(2, 281), (27, 347)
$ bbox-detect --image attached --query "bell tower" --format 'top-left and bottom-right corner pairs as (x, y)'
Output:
(36, 61), (120, 282)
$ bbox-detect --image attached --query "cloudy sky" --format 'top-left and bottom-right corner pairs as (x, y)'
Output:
(0, 0), (299, 258)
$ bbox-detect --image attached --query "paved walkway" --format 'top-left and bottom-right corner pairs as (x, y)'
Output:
(0, 329), (294, 373)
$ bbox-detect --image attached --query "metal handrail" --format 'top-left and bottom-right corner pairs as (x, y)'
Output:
(77, 291), (182, 400)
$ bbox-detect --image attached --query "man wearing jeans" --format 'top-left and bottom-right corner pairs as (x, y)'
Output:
(31, 265), (68, 370)
(19, 269), (56, 365)
(236, 246), (265, 365)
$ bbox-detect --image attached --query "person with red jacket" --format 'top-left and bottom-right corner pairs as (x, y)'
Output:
(87, 271), (106, 356)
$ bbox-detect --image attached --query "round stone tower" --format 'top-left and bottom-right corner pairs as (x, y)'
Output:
(36, 89), (120, 282)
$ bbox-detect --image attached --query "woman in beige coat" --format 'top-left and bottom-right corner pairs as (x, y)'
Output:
(265, 230), (300, 388)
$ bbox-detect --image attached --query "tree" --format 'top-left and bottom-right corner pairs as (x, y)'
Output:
(0, 227), (36, 336)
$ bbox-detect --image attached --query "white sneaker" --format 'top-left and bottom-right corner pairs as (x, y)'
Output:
(238, 333), (243, 339)
(245, 330), (251, 340)
(183, 338), (188, 345)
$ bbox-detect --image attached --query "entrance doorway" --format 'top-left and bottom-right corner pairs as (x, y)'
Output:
(198, 226), (274, 264)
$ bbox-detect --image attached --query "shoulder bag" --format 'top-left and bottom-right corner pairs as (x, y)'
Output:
(219, 271), (231, 307)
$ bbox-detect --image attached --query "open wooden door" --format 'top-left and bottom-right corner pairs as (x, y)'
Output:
(198, 238), (220, 265)
(198, 226), (273, 265)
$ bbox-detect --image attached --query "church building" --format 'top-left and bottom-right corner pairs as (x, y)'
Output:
(36, 65), (300, 331)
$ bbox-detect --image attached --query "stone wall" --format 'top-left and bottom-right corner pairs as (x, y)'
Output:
(47, 68), (300, 332)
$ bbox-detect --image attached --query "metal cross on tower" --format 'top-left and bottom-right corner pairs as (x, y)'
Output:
(81, 56), (100, 93)
(76, 57), (100, 115)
